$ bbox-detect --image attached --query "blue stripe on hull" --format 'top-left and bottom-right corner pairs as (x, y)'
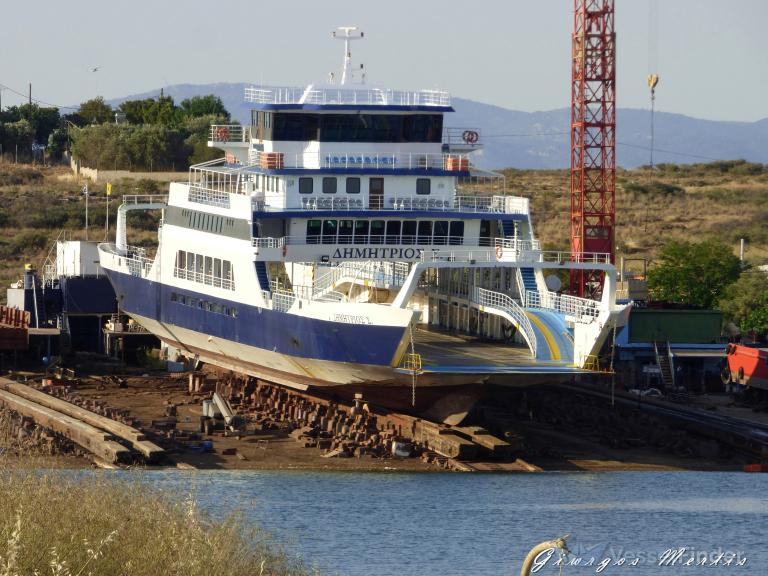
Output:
(105, 270), (405, 366)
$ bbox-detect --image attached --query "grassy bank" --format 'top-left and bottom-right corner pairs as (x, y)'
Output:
(0, 468), (315, 575)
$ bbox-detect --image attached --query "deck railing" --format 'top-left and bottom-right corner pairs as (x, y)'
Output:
(173, 267), (235, 290)
(209, 125), (250, 143)
(244, 85), (451, 107)
(249, 150), (470, 172)
(524, 289), (601, 318)
(472, 287), (537, 358)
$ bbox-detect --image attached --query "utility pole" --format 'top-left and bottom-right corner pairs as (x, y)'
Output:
(83, 183), (89, 240)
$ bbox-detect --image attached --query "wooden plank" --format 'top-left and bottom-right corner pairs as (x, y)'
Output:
(0, 379), (163, 461)
(0, 389), (129, 464)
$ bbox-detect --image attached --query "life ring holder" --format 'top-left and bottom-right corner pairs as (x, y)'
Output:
(495, 245), (504, 260)
(462, 130), (479, 144)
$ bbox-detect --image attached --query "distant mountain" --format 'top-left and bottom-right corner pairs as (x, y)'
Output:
(109, 83), (768, 170)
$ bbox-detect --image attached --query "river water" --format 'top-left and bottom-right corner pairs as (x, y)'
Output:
(136, 470), (766, 575)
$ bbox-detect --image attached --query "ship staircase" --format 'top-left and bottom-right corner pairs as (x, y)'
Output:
(500, 220), (539, 298)
(312, 262), (410, 302)
(255, 262), (271, 294)
(654, 341), (675, 389)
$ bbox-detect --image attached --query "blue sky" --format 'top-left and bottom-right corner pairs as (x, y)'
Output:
(0, 0), (765, 121)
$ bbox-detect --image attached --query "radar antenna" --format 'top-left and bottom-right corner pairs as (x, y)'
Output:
(331, 26), (364, 85)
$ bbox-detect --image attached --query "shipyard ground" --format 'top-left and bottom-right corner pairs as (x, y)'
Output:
(1, 370), (751, 473)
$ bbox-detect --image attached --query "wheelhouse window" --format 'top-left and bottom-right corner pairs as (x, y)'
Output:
(402, 220), (417, 245)
(449, 221), (465, 245)
(385, 221), (401, 245)
(370, 220), (385, 245)
(306, 219), (321, 244)
(339, 220), (354, 244)
(346, 177), (361, 194)
(417, 221), (433, 245)
(299, 177), (314, 194)
(416, 178), (431, 195)
(433, 221), (449, 245)
(322, 220), (338, 244)
(354, 220), (369, 244)
(322, 177), (337, 194)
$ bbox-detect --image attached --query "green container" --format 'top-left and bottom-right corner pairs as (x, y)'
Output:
(628, 309), (722, 344)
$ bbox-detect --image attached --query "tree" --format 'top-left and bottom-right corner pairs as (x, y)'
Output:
(179, 95), (230, 121)
(647, 240), (741, 309)
(718, 269), (768, 335)
(78, 97), (114, 124)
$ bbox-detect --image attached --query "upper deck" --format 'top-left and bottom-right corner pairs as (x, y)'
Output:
(244, 85), (452, 111)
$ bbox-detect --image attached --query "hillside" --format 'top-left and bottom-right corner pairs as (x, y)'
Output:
(108, 83), (768, 170)
(0, 161), (764, 302)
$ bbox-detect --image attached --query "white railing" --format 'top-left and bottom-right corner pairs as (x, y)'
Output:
(209, 124), (250, 143)
(188, 186), (230, 208)
(188, 159), (247, 197)
(121, 194), (168, 205)
(244, 85), (451, 107)
(524, 289), (600, 319)
(124, 245), (153, 277)
(248, 150), (469, 172)
(313, 261), (410, 298)
(454, 196), (529, 214)
(174, 267), (235, 291)
(252, 237), (286, 248)
(472, 287), (537, 358)
(494, 238), (541, 252)
(533, 251), (612, 264)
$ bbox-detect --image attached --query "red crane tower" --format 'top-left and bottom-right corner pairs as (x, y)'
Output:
(570, 0), (616, 298)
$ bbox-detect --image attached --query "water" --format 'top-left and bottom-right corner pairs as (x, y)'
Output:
(135, 470), (766, 575)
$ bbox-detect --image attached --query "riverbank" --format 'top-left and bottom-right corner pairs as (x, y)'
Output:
(1, 371), (745, 473)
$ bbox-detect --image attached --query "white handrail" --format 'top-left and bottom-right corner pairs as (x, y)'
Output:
(472, 287), (537, 358)
(244, 85), (451, 107)
(524, 289), (600, 318)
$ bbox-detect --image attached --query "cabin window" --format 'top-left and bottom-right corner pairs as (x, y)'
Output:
(322, 220), (338, 244)
(354, 220), (369, 244)
(370, 220), (385, 245)
(214, 259), (222, 287)
(417, 221), (433, 245)
(306, 220), (321, 244)
(204, 256), (213, 281)
(222, 260), (233, 282)
(186, 252), (194, 271)
(299, 177), (314, 194)
(176, 250), (186, 270)
(322, 177), (337, 194)
(386, 221), (401, 245)
(339, 220), (354, 244)
(434, 221), (449, 245)
(346, 177), (361, 194)
(449, 221), (465, 245)
(264, 112), (272, 128)
(416, 178), (431, 195)
(195, 254), (204, 274)
(402, 220), (417, 245)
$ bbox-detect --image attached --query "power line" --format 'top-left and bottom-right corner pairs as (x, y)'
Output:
(0, 83), (79, 111)
(616, 141), (722, 162)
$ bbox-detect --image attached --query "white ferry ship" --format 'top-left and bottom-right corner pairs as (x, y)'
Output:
(98, 28), (629, 410)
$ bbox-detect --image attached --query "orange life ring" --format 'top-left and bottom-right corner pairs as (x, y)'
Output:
(495, 245), (503, 260)
(215, 126), (231, 141)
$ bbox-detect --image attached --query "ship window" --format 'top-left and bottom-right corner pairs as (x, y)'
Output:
(176, 250), (186, 270)
(449, 221), (464, 245)
(346, 177), (361, 194)
(416, 178), (431, 195)
(322, 177), (337, 194)
(417, 221), (433, 245)
(339, 220), (354, 244)
(299, 177), (313, 194)
(354, 220), (369, 244)
(205, 256), (213, 277)
(170, 292), (178, 302)
(306, 220), (321, 244)
(370, 220), (385, 245)
(186, 252), (194, 270)
(264, 112), (272, 128)
(195, 254), (204, 274)
(402, 220), (417, 245)
(214, 258), (222, 287)
(386, 221), (401, 245)
(322, 220), (338, 244)
(434, 221), (449, 245)
(222, 260), (232, 282)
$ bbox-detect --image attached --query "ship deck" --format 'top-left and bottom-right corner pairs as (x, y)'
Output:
(412, 327), (582, 375)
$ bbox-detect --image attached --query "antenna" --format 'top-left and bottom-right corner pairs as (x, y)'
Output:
(331, 26), (364, 85)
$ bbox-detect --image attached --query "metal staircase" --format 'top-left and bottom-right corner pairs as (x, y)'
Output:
(255, 261), (271, 294)
(654, 341), (675, 389)
(471, 287), (537, 358)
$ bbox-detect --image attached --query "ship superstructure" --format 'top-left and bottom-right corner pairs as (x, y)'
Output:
(98, 28), (630, 409)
